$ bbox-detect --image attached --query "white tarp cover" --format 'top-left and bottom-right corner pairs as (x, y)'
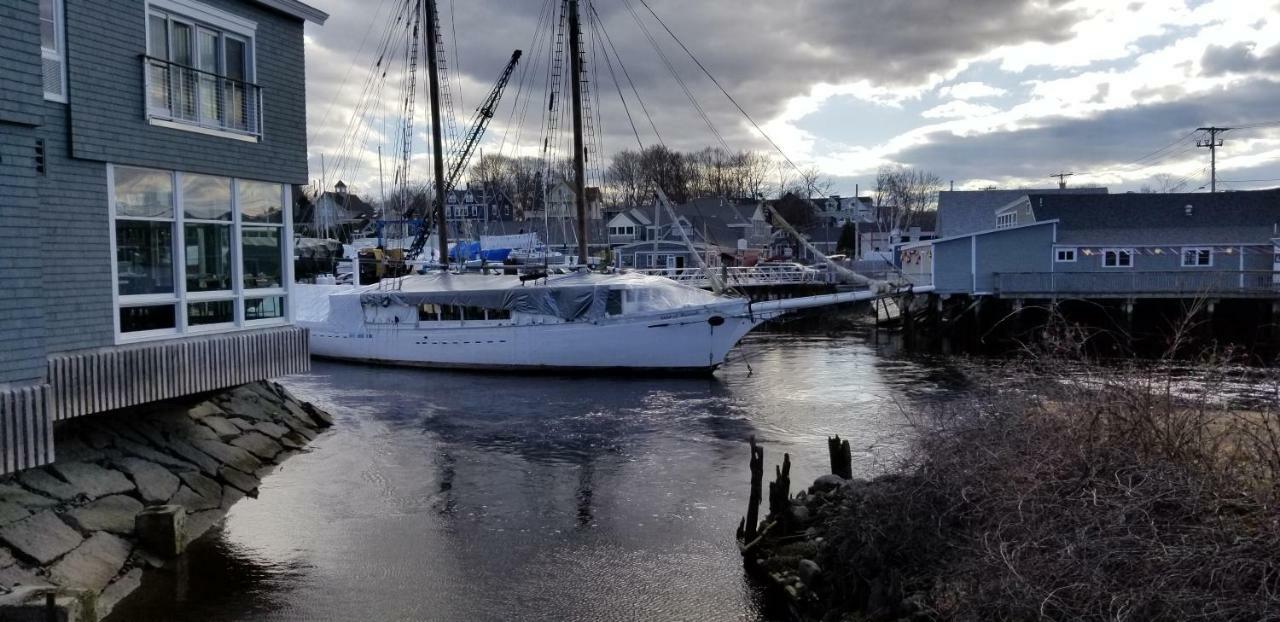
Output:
(337, 272), (725, 322)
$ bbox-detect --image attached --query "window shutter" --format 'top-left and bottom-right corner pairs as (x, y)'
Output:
(42, 56), (64, 99)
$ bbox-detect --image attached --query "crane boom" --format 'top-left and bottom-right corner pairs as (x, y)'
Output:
(407, 49), (523, 261)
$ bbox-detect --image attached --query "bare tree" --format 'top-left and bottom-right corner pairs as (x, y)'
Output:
(1140, 173), (1190, 193)
(875, 165), (942, 237)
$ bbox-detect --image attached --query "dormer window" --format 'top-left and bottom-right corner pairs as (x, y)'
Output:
(145, 0), (259, 140)
(996, 212), (1016, 229)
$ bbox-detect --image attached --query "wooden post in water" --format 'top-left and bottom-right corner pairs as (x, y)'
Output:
(740, 436), (765, 542)
(827, 435), (852, 479)
(767, 453), (791, 532)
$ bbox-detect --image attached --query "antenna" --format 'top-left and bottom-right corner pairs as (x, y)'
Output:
(1049, 172), (1074, 190)
(1196, 127), (1230, 193)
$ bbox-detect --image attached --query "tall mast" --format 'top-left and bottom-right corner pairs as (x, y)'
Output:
(568, 0), (588, 266)
(425, 0), (449, 266)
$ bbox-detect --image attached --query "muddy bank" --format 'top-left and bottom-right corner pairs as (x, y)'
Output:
(0, 382), (332, 620)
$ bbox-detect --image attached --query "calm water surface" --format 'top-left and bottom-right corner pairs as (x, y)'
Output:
(111, 331), (976, 621)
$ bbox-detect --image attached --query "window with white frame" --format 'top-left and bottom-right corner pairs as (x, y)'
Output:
(111, 165), (288, 340)
(1181, 247), (1212, 267)
(1102, 248), (1133, 268)
(996, 212), (1016, 229)
(40, 0), (67, 102)
(1055, 248), (1077, 262)
(145, 0), (259, 138)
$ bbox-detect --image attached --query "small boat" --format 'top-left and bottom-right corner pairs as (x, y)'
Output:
(295, 272), (889, 373)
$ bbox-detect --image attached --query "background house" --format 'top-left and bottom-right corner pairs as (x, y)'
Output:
(929, 189), (1280, 297)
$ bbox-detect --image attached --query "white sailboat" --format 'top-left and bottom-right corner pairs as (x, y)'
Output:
(297, 271), (893, 373)
(296, 0), (925, 373)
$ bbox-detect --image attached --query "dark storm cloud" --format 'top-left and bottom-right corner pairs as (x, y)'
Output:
(305, 0), (1086, 156)
(1201, 42), (1280, 76)
(891, 79), (1280, 185)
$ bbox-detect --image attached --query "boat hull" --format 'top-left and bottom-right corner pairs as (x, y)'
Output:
(303, 301), (766, 373)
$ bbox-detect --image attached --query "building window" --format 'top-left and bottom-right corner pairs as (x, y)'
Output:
(110, 165), (289, 340)
(40, 0), (67, 102)
(1055, 248), (1077, 262)
(145, 0), (259, 139)
(996, 212), (1016, 229)
(1181, 247), (1212, 267)
(1102, 248), (1133, 268)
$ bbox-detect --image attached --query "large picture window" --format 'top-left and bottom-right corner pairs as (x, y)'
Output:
(111, 165), (290, 340)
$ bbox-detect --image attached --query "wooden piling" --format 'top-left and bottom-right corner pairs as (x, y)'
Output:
(767, 453), (792, 533)
(827, 435), (852, 479)
(742, 436), (765, 542)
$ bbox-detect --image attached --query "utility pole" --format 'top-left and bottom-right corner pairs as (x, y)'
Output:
(1196, 127), (1230, 193)
(568, 0), (589, 267)
(1049, 172), (1074, 190)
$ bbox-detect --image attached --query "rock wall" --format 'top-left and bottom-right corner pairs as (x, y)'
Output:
(0, 382), (332, 620)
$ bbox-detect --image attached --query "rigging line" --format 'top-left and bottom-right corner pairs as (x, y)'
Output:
(310, 0), (396, 146)
(449, 0), (463, 114)
(620, 0), (729, 151)
(497, 0), (555, 158)
(509, 0), (556, 162)
(590, 3), (661, 146)
(586, 4), (607, 190)
(633, 0), (784, 165)
(325, 3), (413, 181)
(589, 9), (644, 151)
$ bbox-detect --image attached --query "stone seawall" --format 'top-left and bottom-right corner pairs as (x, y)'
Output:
(0, 382), (332, 621)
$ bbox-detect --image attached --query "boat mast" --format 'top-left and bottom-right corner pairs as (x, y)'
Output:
(567, 0), (588, 266)
(425, 0), (449, 267)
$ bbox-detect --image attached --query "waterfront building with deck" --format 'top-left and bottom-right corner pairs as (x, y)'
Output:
(0, 0), (327, 473)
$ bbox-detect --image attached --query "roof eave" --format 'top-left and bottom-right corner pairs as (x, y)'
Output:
(255, 0), (329, 24)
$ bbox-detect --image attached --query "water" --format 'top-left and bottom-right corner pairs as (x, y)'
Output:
(110, 332), (977, 621)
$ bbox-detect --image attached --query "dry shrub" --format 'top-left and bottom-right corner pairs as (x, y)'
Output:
(821, 321), (1280, 621)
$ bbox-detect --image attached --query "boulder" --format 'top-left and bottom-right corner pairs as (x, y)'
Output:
(798, 559), (822, 584)
(202, 416), (242, 440)
(98, 567), (144, 620)
(302, 402), (335, 428)
(0, 564), (51, 589)
(0, 484), (58, 509)
(220, 485), (246, 511)
(184, 509), (225, 546)
(135, 505), (186, 557)
(51, 438), (106, 464)
(0, 503), (32, 528)
(114, 458), (180, 505)
(217, 466), (258, 496)
(169, 486), (219, 513)
(229, 418), (256, 432)
(0, 511), (84, 565)
(283, 419), (318, 441)
(114, 439), (198, 473)
(252, 422), (290, 440)
(231, 432), (283, 461)
(62, 495), (144, 535)
(278, 432), (306, 450)
(190, 439), (262, 474)
(160, 417), (219, 443)
(186, 402), (227, 420)
(811, 474), (845, 493)
(178, 472), (222, 502)
(17, 469), (79, 501)
(0, 547), (15, 568)
(166, 441), (222, 477)
(0, 586), (92, 620)
(49, 463), (134, 499)
(48, 532), (132, 592)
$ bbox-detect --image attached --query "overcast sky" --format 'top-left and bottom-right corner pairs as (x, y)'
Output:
(298, 0), (1280, 198)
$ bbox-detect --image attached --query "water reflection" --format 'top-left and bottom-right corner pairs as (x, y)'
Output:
(111, 330), (963, 621)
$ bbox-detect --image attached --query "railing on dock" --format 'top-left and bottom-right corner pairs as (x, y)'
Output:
(629, 265), (934, 290)
(995, 270), (1280, 298)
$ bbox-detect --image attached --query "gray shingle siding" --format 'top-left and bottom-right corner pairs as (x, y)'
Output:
(0, 1), (44, 126)
(937, 187), (1107, 238)
(65, 0), (310, 184)
(38, 102), (115, 355)
(0, 125), (49, 384)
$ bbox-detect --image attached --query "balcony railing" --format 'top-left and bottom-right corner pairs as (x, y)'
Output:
(995, 270), (1280, 298)
(143, 56), (262, 139)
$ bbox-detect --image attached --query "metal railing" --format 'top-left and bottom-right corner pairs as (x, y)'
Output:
(995, 270), (1280, 298)
(630, 265), (826, 288)
(144, 56), (262, 138)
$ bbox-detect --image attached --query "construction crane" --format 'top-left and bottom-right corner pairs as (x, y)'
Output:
(406, 49), (523, 261)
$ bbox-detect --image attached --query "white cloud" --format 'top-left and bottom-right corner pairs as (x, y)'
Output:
(938, 82), (1008, 100)
(921, 100), (1002, 119)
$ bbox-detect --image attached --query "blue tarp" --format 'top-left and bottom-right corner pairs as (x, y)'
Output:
(449, 242), (512, 262)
